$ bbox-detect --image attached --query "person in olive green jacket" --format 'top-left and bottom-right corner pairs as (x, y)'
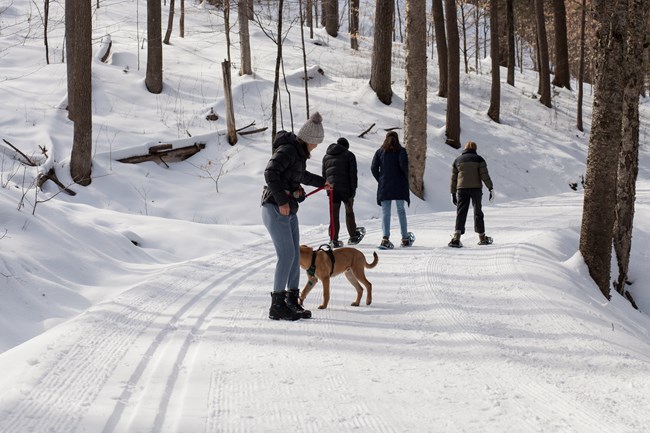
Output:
(449, 141), (494, 247)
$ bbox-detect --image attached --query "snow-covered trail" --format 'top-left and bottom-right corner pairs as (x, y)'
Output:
(1, 194), (650, 433)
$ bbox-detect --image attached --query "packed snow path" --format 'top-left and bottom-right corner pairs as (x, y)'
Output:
(1, 194), (649, 433)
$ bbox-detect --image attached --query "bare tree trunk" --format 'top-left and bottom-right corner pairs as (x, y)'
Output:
(576, 0), (586, 131)
(474, 3), (479, 74)
(164, 0), (175, 45)
(306, 0), (314, 38)
(180, 0), (185, 37)
(487, 0), (500, 123)
(506, 0), (515, 86)
(325, 0), (338, 37)
(551, 0), (571, 89)
(68, 0), (92, 186)
(350, 0), (359, 50)
(404, 0), (427, 199)
(444, 0), (460, 148)
(432, 0), (447, 97)
(224, 0), (231, 64)
(369, 0), (394, 105)
(580, 0), (627, 300)
(222, 60), (237, 145)
(299, 0), (310, 116)
(146, 0), (163, 94)
(44, 0), (50, 64)
(534, 0), (552, 107)
(239, 0), (252, 75)
(460, 4), (468, 74)
(614, 0), (648, 295)
(271, 0), (284, 142)
(247, 0), (254, 20)
(65, 2), (76, 120)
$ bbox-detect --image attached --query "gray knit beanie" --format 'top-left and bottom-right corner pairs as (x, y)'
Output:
(297, 112), (324, 145)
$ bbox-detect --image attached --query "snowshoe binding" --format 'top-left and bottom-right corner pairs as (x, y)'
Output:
(477, 235), (493, 246)
(378, 237), (394, 250)
(401, 232), (415, 247)
(330, 239), (344, 248)
(348, 227), (366, 245)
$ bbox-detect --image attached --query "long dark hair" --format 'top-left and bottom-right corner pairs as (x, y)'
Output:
(381, 131), (400, 153)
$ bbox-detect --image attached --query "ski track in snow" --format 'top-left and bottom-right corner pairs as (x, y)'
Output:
(1, 204), (649, 432)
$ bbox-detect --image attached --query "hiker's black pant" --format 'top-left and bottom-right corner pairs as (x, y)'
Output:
(455, 188), (485, 235)
(330, 198), (357, 241)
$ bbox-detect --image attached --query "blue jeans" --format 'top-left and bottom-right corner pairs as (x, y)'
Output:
(262, 203), (300, 293)
(381, 200), (408, 239)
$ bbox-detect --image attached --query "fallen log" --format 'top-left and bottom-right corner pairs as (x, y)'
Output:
(118, 142), (206, 165)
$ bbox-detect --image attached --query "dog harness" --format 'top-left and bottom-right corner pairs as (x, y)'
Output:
(307, 244), (335, 278)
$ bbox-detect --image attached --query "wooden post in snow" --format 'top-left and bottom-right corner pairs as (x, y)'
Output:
(222, 60), (237, 145)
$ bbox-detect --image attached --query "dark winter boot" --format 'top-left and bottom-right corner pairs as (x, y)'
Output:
(285, 289), (312, 319)
(269, 292), (301, 321)
(478, 234), (493, 245)
(448, 233), (462, 248)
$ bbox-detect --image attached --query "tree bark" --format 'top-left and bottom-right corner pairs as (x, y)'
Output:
(239, 0), (252, 75)
(432, 0), (447, 97)
(369, 0), (394, 105)
(580, 0), (628, 300)
(164, 0), (175, 44)
(325, 0), (338, 37)
(534, 0), (552, 107)
(68, 0), (92, 186)
(350, 0), (359, 50)
(551, 0), (571, 89)
(506, 0), (515, 86)
(404, 0), (427, 199)
(146, 0), (163, 94)
(614, 0), (648, 294)
(444, 0), (460, 148)
(576, 0), (586, 131)
(487, 0), (500, 123)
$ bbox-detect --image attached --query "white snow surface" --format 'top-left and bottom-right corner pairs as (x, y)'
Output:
(1, 2), (650, 432)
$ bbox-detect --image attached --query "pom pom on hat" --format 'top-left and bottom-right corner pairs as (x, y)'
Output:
(297, 112), (324, 145)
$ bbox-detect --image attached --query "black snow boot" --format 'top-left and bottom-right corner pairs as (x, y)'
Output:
(269, 292), (301, 321)
(285, 289), (312, 319)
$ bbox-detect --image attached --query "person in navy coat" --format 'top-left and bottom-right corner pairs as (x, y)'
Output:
(371, 131), (411, 249)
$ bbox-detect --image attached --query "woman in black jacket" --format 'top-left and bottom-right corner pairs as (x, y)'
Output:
(371, 131), (412, 249)
(261, 112), (331, 320)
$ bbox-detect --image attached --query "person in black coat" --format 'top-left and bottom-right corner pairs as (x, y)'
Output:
(261, 112), (331, 320)
(322, 137), (364, 247)
(371, 131), (411, 249)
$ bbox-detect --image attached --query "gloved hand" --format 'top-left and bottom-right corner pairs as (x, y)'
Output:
(489, 189), (495, 203)
(451, 193), (457, 206)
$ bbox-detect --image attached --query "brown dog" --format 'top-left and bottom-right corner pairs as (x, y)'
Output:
(299, 244), (379, 309)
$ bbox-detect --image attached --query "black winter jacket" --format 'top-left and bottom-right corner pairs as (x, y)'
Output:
(261, 131), (326, 214)
(450, 149), (493, 194)
(322, 138), (358, 201)
(371, 145), (410, 206)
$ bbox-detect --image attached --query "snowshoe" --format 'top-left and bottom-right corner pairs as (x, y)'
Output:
(330, 240), (344, 248)
(348, 227), (366, 245)
(401, 232), (415, 247)
(448, 238), (463, 248)
(378, 237), (394, 250)
(477, 235), (493, 246)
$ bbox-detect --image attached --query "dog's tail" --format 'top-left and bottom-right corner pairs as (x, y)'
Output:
(365, 251), (379, 269)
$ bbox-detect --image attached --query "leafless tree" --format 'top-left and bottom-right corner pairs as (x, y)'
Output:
(164, 0), (175, 45)
(551, 0), (571, 89)
(404, 0), (427, 199)
(487, 0), (500, 123)
(432, 0), (447, 97)
(369, 0), (394, 104)
(580, 0), (628, 300)
(66, 0), (92, 185)
(444, 0), (460, 148)
(146, 0), (163, 94)
(534, 0), (551, 107)
(239, 0), (252, 75)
